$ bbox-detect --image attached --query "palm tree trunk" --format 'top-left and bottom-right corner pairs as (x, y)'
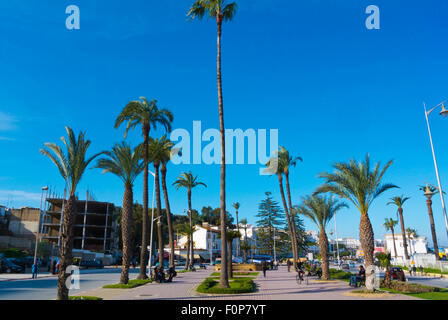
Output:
(236, 210), (239, 257)
(138, 124), (150, 279)
(319, 230), (330, 280)
(359, 213), (375, 268)
(227, 240), (233, 279)
(56, 195), (76, 300)
(154, 163), (164, 268)
(161, 163), (175, 268)
(278, 174), (298, 269)
(391, 227), (398, 259)
(398, 208), (409, 260)
(426, 197), (440, 260)
(185, 237), (190, 270)
(217, 16), (229, 289)
(120, 184), (133, 284)
(285, 172), (300, 263)
(188, 189), (194, 269)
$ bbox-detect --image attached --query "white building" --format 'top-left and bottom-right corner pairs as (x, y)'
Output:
(176, 222), (241, 260)
(385, 233), (428, 260)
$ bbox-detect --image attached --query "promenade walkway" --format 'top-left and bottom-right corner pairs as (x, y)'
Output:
(74, 265), (418, 300)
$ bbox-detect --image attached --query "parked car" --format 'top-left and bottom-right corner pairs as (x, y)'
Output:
(79, 260), (104, 269)
(341, 263), (350, 270)
(390, 267), (406, 281)
(0, 258), (25, 273)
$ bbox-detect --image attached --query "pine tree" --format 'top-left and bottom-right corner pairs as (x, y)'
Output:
(255, 192), (284, 256)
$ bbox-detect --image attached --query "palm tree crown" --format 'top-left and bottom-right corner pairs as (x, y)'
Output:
(95, 142), (143, 187)
(115, 97), (173, 138)
(173, 172), (207, 191)
(383, 218), (398, 232)
(40, 126), (103, 195)
(147, 135), (174, 166)
(387, 195), (410, 208)
(314, 154), (397, 215)
(187, 0), (237, 22)
(296, 195), (347, 230)
(232, 202), (240, 211)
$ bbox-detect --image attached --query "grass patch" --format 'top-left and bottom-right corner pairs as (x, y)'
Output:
(394, 265), (448, 275)
(330, 268), (352, 282)
(197, 277), (256, 294)
(69, 296), (103, 300)
(102, 279), (152, 289)
(208, 276), (255, 281)
(176, 270), (191, 273)
(379, 280), (448, 300)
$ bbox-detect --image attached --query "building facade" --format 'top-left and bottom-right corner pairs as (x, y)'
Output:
(385, 233), (428, 259)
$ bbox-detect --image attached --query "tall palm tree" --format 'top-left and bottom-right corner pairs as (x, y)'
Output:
(173, 172), (207, 270)
(232, 202), (240, 257)
(387, 196), (410, 260)
(376, 252), (392, 288)
(265, 154), (299, 269)
(315, 154), (397, 268)
(115, 97), (173, 279)
(420, 185), (441, 260)
(188, 0), (237, 289)
(383, 218), (399, 259)
(96, 142), (143, 284)
(278, 146), (302, 266)
(157, 136), (176, 268)
(296, 195), (347, 280)
(147, 136), (173, 269)
(239, 218), (248, 262)
(40, 126), (102, 300)
(178, 223), (195, 269)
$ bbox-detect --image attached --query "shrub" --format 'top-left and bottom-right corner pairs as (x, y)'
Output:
(197, 278), (256, 294)
(381, 280), (440, 294)
(329, 268), (352, 280)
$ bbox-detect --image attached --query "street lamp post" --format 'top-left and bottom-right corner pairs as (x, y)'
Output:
(33, 186), (48, 270)
(334, 211), (340, 265)
(148, 171), (156, 274)
(424, 101), (448, 240)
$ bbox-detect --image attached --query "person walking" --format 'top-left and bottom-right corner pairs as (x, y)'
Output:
(287, 259), (292, 272)
(419, 265), (424, 276)
(262, 260), (267, 278)
(31, 263), (38, 279)
(412, 265), (417, 276)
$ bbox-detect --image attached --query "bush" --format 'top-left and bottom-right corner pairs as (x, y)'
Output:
(381, 280), (440, 294)
(103, 279), (152, 289)
(197, 278), (256, 294)
(329, 268), (352, 280)
(0, 249), (26, 258)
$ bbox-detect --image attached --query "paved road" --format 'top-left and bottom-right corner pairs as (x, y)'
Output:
(0, 267), (154, 300)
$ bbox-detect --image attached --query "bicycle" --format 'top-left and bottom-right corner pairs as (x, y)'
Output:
(296, 270), (308, 285)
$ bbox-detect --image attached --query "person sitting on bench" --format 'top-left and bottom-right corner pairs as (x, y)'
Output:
(166, 266), (177, 282)
(350, 265), (366, 287)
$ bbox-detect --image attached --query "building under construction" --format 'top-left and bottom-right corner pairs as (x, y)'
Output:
(42, 196), (118, 253)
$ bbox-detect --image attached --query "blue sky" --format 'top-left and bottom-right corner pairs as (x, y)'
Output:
(1, 0), (448, 246)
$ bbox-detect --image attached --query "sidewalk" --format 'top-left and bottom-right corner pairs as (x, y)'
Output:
(74, 265), (419, 300)
(0, 272), (55, 282)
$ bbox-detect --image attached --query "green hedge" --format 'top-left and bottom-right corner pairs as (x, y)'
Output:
(103, 279), (152, 289)
(197, 278), (256, 294)
(329, 268), (352, 281)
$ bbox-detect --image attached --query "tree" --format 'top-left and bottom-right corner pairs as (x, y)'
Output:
(173, 172), (206, 269)
(225, 230), (240, 279)
(177, 223), (196, 269)
(387, 196), (410, 260)
(232, 202), (240, 257)
(315, 154), (397, 268)
(265, 148), (300, 268)
(420, 185), (441, 260)
(115, 97), (173, 279)
(405, 228), (418, 255)
(296, 195), (347, 280)
(40, 126), (102, 300)
(96, 142), (143, 284)
(256, 192), (284, 257)
(158, 136), (176, 268)
(376, 252), (392, 288)
(187, 0), (237, 289)
(383, 218), (399, 259)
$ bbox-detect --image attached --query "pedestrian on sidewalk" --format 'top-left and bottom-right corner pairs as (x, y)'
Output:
(31, 263), (38, 279)
(262, 260), (267, 278)
(419, 265), (424, 276)
(287, 259), (292, 272)
(412, 265), (417, 276)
